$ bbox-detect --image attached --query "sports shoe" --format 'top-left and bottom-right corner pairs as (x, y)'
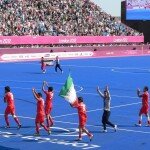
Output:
(114, 125), (117, 132)
(102, 129), (107, 133)
(43, 70), (46, 73)
(34, 133), (40, 136)
(135, 123), (142, 127)
(48, 130), (51, 135)
(89, 134), (93, 141)
(5, 125), (10, 129)
(75, 138), (82, 141)
(17, 124), (22, 130)
(145, 124), (150, 127)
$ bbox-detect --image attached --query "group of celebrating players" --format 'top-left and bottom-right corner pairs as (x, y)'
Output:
(3, 56), (150, 141)
(3, 78), (150, 141)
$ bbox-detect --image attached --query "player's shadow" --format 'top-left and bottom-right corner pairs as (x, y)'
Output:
(25, 72), (57, 75)
(18, 126), (35, 129)
(24, 72), (44, 75)
(72, 139), (89, 143)
(22, 139), (38, 143)
(91, 130), (117, 134)
(0, 126), (35, 130)
(94, 124), (135, 128)
(117, 124), (138, 127)
(22, 138), (90, 144)
(0, 146), (20, 150)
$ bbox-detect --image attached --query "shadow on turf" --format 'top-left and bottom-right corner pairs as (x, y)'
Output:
(0, 146), (20, 150)
(94, 124), (136, 128)
(25, 72), (57, 75)
(22, 138), (90, 144)
(0, 126), (35, 130)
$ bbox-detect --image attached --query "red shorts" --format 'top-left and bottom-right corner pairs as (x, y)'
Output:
(139, 106), (149, 115)
(79, 116), (87, 128)
(45, 107), (52, 115)
(5, 106), (15, 116)
(36, 114), (45, 124)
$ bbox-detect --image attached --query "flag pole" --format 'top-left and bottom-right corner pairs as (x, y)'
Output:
(69, 68), (71, 76)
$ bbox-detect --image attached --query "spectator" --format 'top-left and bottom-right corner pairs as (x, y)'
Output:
(0, 0), (141, 36)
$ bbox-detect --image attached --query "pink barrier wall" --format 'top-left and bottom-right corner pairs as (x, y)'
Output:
(0, 36), (144, 45)
(0, 45), (148, 54)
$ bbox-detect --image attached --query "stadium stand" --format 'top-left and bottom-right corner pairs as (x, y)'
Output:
(0, 0), (141, 36)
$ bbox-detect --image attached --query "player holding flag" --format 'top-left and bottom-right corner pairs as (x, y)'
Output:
(59, 75), (93, 141)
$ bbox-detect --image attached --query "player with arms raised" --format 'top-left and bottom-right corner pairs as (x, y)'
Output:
(135, 86), (150, 126)
(42, 81), (54, 128)
(32, 88), (51, 136)
(97, 85), (117, 132)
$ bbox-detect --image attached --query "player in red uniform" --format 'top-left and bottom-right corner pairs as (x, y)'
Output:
(4, 86), (21, 129)
(71, 97), (93, 141)
(41, 57), (46, 73)
(32, 88), (50, 136)
(42, 81), (54, 128)
(135, 86), (150, 126)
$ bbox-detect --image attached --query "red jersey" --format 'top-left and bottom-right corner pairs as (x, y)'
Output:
(4, 92), (15, 108)
(43, 91), (54, 108)
(142, 91), (149, 108)
(74, 102), (87, 118)
(75, 102), (87, 127)
(37, 98), (45, 115)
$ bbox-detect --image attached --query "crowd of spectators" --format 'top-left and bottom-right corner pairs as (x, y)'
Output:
(0, 0), (141, 36)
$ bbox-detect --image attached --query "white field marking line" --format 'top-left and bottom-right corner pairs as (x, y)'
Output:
(0, 81), (83, 93)
(0, 118), (35, 143)
(1, 113), (150, 135)
(7, 62), (150, 71)
(0, 86), (83, 93)
(0, 102), (141, 120)
(80, 92), (138, 99)
(113, 128), (150, 134)
(0, 80), (74, 85)
(0, 114), (74, 135)
(111, 95), (137, 99)
(53, 102), (141, 118)
(0, 114), (35, 120)
(0, 85), (138, 99)
(0, 101), (139, 119)
(111, 69), (150, 74)
(50, 127), (70, 132)
(0, 115), (150, 135)
(62, 65), (150, 71)
(50, 120), (150, 134)
(38, 126), (70, 133)
(0, 86), (34, 90)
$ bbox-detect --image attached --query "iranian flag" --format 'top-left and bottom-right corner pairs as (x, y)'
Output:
(59, 75), (78, 105)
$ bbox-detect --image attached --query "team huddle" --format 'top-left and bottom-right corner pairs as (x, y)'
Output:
(3, 81), (150, 141)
